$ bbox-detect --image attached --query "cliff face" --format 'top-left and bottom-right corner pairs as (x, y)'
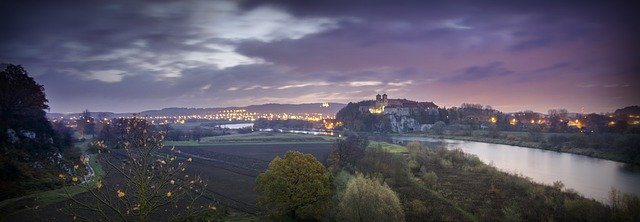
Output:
(388, 114), (420, 133)
(336, 98), (439, 133)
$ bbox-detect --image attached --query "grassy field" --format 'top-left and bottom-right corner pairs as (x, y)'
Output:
(165, 131), (338, 146)
(368, 141), (407, 154)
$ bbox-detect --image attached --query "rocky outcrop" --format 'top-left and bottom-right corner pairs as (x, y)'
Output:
(388, 114), (420, 133)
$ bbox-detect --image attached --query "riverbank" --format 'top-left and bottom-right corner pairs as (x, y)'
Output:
(394, 132), (636, 166)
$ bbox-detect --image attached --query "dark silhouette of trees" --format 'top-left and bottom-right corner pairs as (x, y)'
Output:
(0, 64), (52, 151)
(77, 109), (95, 139)
(0, 64), (77, 199)
(328, 134), (369, 170)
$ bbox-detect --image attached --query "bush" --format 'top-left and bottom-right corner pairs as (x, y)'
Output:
(328, 135), (369, 170)
(405, 199), (428, 220)
(407, 141), (425, 160)
(357, 148), (411, 187)
(546, 135), (570, 149)
(614, 134), (640, 164)
(337, 174), (404, 222)
(255, 151), (332, 220)
(610, 188), (640, 221)
(501, 205), (521, 222)
(431, 121), (446, 135)
(420, 171), (438, 189)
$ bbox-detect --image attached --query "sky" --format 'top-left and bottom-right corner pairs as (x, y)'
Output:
(1, 0), (639, 114)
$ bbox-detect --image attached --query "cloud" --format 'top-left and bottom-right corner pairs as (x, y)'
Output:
(349, 81), (383, 87)
(192, 1), (339, 42)
(388, 80), (413, 86)
(244, 85), (272, 90)
(86, 70), (125, 83)
(276, 81), (331, 89)
(1, 0), (638, 113)
(441, 62), (512, 83)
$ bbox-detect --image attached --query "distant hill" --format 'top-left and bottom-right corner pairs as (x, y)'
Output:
(47, 103), (346, 118)
(614, 106), (640, 117)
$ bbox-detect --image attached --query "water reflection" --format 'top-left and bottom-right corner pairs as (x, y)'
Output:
(394, 136), (640, 203)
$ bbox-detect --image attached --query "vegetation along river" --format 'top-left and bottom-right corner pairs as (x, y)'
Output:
(393, 136), (640, 203)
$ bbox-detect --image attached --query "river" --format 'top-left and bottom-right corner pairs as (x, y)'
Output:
(393, 136), (640, 203)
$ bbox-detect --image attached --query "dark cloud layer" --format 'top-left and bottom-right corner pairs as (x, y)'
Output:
(1, 0), (638, 113)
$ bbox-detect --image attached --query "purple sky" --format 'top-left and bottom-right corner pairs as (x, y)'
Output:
(1, 0), (638, 113)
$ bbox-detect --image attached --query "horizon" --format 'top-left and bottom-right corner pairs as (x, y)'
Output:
(2, 0), (639, 114)
(44, 99), (633, 115)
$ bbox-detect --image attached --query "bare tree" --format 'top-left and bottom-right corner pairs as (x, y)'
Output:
(60, 116), (212, 221)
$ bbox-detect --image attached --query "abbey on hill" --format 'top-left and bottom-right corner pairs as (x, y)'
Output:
(338, 94), (440, 133)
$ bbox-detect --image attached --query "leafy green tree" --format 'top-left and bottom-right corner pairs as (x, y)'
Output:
(337, 174), (404, 222)
(328, 135), (369, 170)
(255, 151), (332, 220)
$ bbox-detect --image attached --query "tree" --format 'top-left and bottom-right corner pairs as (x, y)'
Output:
(337, 174), (404, 222)
(431, 121), (446, 135)
(63, 116), (212, 221)
(77, 109), (95, 139)
(255, 151), (332, 220)
(0, 64), (78, 199)
(0, 64), (53, 150)
(328, 134), (369, 170)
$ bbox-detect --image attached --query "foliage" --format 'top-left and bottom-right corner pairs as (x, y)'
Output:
(404, 199), (428, 220)
(336, 101), (391, 132)
(62, 117), (211, 221)
(369, 141), (407, 154)
(609, 188), (640, 221)
(0, 64), (77, 200)
(337, 174), (405, 222)
(420, 171), (438, 190)
(357, 147), (412, 187)
(76, 109), (95, 139)
(255, 151), (332, 220)
(406, 142), (425, 160)
(614, 134), (640, 164)
(328, 134), (369, 170)
(431, 121), (446, 135)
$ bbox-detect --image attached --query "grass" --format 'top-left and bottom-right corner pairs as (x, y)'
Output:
(164, 132), (338, 146)
(368, 141), (407, 154)
(31, 153), (104, 206)
(0, 142), (105, 221)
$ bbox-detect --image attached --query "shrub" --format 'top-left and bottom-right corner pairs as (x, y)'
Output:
(501, 205), (521, 222)
(420, 171), (438, 189)
(357, 148), (411, 186)
(431, 121), (446, 135)
(405, 199), (428, 220)
(610, 188), (640, 221)
(328, 135), (369, 170)
(255, 151), (332, 220)
(407, 141), (425, 160)
(337, 174), (404, 222)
